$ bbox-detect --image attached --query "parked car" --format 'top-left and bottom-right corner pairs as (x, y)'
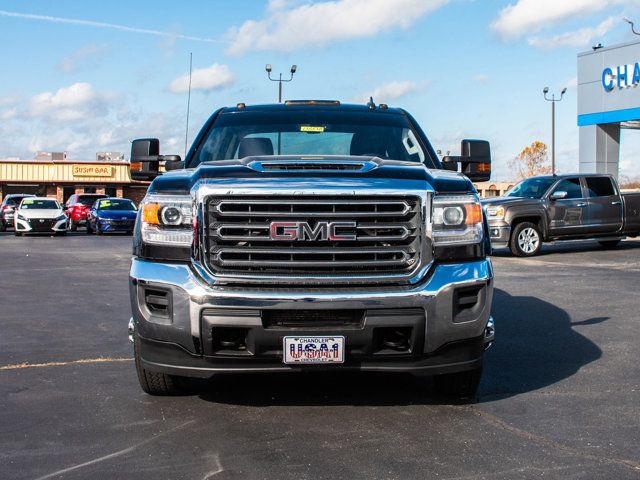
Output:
(64, 193), (108, 231)
(14, 197), (67, 236)
(86, 197), (138, 235)
(0, 194), (36, 231)
(482, 174), (640, 256)
(127, 100), (495, 399)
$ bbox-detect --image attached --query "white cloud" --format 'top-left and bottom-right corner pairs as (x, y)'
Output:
(169, 63), (234, 93)
(566, 76), (578, 89)
(57, 44), (109, 73)
(491, 0), (617, 38)
(473, 74), (489, 83)
(28, 82), (109, 121)
(528, 17), (615, 49)
(355, 80), (425, 103)
(227, 0), (448, 54)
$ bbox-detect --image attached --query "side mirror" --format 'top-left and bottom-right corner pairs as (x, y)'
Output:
(129, 139), (183, 180)
(163, 156), (184, 172)
(442, 139), (491, 182)
(550, 191), (568, 201)
(130, 138), (160, 180)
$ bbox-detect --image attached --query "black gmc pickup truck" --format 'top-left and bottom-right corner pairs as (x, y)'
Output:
(127, 100), (496, 399)
(482, 174), (640, 256)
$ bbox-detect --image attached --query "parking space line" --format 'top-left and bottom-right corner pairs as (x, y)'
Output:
(33, 420), (196, 480)
(470, 407), (640, 472)
(0, 357), (133, 371)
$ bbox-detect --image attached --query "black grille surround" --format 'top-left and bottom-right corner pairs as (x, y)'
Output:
(201, 195), (427, 286)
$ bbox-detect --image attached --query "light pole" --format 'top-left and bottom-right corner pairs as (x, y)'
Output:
(543, 87), (567, 175)
(265, 64), (297, 103)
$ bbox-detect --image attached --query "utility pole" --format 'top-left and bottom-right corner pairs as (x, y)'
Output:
(265, 64), (297, 103)
(543, 87), (567, 175)
(184, 52), (193, 159)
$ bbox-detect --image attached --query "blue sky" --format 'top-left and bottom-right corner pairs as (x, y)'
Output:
(1, 0), (639, 180)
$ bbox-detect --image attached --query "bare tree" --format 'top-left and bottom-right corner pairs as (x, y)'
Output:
(509, 141), (552, 180)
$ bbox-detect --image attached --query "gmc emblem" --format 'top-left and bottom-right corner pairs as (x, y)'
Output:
(269, 221), (357, 241)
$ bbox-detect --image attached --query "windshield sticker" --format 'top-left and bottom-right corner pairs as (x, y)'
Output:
(101, 200), (111, 207)
(22, 199), (34, 204)
(300, 125), (325, 133)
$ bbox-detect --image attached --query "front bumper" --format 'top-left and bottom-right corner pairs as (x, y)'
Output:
(487, 223), (511, 247)
(15, 217), (67, 233)
(130, 258), (494, 377)
(97, 219), (135, 232)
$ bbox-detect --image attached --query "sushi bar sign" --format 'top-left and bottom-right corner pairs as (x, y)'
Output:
(72, 164), (114, 177)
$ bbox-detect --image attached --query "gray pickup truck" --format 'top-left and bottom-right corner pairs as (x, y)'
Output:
(482, 174), (640, 256)
(127, 100), (496, 399)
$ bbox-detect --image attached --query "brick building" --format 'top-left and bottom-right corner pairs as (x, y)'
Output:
(0, 158), (150, 204)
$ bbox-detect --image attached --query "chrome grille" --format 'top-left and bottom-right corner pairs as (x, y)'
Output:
(202, 195), (424, 284)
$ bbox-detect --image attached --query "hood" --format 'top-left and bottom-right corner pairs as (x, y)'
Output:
(18, 208), (64, 219)
(481, 196), (542, 207)
(97, 210), (138, 220)
(148, 156), (475, 195)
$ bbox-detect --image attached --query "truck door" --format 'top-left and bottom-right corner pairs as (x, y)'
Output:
(584, 176), (623, 234)
(547, 177), (589, 237)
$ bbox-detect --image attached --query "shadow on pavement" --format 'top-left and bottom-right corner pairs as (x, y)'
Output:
(480, 288), (602, 401)
(195, 288), (601, 406)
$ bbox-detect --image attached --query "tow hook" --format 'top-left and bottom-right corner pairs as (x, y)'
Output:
(484, 316), (495, 350)
(128, 317), (135, 343)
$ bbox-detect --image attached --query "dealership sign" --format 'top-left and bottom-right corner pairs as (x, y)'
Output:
(602, 62), (640, 91)
(72, 164), (114, 177)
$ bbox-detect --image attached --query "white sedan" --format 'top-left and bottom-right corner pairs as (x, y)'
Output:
(14, 197), (68, 236)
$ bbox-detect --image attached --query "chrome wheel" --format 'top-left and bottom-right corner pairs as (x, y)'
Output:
(517, 227), (540, 254)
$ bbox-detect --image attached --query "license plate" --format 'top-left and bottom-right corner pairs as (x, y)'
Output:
(283, 336), (345, 364)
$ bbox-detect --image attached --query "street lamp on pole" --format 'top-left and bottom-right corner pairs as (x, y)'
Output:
(543, 86), (567, 176)
(265, 64), (297, 103)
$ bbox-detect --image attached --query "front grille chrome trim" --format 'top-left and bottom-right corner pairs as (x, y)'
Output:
(191, 188), (432, 286)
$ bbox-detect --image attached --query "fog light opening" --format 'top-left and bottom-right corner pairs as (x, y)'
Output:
(380, 328), (412, 352)
(213, 327), (248, 352)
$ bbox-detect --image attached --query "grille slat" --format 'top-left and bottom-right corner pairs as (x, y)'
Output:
(214, 199), (411, 217)
(211, 223), (412, 242)
(203, 195), (424, 284)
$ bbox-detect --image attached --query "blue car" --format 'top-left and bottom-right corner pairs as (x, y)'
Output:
(86, 197), (138, 235)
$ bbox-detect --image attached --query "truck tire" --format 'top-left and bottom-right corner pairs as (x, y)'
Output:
(510, 222), (542, 257)
(598, 240), (620, 248)
(434, 367), (482, 399)
(134, 337), (189, 396)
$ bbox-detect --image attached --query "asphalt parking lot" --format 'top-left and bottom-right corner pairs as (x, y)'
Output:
(1, 232), (639, 480)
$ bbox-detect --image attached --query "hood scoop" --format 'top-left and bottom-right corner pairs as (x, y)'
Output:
(247, 158), (378, 173)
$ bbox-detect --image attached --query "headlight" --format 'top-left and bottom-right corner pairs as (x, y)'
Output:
(140, 195), (193, 246)
(56, 214), (66, 221)
(432, 195), (483, 246)
(485, 206), (505, 219)
(17, 213), (27, 221)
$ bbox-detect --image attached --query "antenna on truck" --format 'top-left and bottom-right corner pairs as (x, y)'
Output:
(184, 52), (193, 159)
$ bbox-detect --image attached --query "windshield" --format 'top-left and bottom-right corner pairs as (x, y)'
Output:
(97, 199), (136, 211)
(20, 199), (59, 210)
(191, 110), (436, 168)
(78, 195), (107, 206)
(507, 178), (556, 199)
(5, 196), (32, 206)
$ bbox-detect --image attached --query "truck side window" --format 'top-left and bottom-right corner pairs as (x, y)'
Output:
(585, 177), (615, 197)
(553, 178), (582, 199)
